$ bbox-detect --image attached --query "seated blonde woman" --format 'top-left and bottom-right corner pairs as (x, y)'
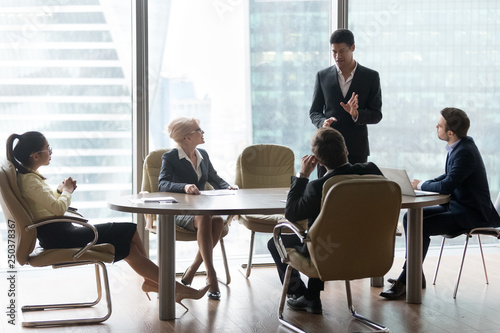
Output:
(158, 117), (237, 300)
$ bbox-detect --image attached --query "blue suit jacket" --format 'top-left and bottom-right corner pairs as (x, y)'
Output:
(421, 136), (500, 229)
(309, 64), (382, 158)
(285, 162), (383, 230)
(158, 148), (229, 193)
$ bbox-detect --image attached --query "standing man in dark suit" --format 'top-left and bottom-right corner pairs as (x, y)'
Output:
(267, 127), (383, 314)
(309, 28), (382, 177)
(381, 107), (500, 299)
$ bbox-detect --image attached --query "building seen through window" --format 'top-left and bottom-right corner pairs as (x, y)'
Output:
(0, 0), (134, 267)
(147, 0), (332, 262)
(349, 0), (500, 247)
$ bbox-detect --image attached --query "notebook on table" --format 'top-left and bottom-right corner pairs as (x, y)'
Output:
(379, 167), (439, 197)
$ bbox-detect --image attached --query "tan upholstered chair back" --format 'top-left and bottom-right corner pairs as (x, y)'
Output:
(142, 148), (214, 193)
(235, 144), (295, 189)
(1, 161), (115, 326)
(0, 160), (37, 266)
(320, 174), (388, 206)
(308, 175), (401, 281)
(142, 148), (169, 193)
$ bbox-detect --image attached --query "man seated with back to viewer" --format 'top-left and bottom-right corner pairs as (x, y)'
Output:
(380, 107), (500, 300)
(267, 127), (383, 314)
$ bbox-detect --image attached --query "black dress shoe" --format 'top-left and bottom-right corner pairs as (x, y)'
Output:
(207, 290), (221, 300)
(380, 280), (406, 300)
(286, 296), (322, 314)
(387, 274), (426, 289)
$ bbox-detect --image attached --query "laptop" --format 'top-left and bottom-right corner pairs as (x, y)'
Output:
(379, 167), (439, 197)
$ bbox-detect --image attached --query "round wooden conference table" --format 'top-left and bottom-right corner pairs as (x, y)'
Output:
(108, 188), (288, 320)
(108, 188), (449, 320)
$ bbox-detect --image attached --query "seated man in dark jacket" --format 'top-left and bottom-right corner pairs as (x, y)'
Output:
(267, 127), (382, 314)
(381, 107), (500, 299)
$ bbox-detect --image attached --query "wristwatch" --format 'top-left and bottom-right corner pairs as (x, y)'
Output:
(296, 172), (307, 179)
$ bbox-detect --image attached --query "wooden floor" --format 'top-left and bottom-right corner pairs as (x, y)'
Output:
(2, 247), (500, 333)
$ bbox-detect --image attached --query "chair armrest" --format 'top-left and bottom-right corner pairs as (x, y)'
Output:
(272, 220), (307, 264)
(26, 216), (98, 260)
(66, 206), (84, 218)
(469, 227), (500, 238)
(225, 215), (236, 226)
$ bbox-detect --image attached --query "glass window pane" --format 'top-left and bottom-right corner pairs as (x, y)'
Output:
(148, 0), (332, 261)
(348, 0), (500, 247)
(250, 0), (331, 167)
(0, 0), (133, 268)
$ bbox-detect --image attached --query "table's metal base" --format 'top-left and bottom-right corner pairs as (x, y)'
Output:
(406, 207), (423, 304)
(371, 276), (384, 287)
(158, 215), (176, 320)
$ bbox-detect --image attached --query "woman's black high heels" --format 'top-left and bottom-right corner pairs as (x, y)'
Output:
(207, 290), (221, 300)
(181, 267), (192, 286)
(206, 277), (221, 300)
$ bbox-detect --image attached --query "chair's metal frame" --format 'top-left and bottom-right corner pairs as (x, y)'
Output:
(238, 230), (276, 278)
(240, 230), (256, 278)
(273, 221), (389, 333)
(433, 193), (500, 298)
(147, 218), (232, 285)
(20, 219), (113, 327)
(433, 227), (500, 298)
(235, 144), (295, 279)
(21, 261), (112, 327)
(0, 160), (114, 327)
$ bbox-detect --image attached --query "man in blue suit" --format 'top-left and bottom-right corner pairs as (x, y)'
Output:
(381, 107), (500, 299)
(309, 29), (382, 177)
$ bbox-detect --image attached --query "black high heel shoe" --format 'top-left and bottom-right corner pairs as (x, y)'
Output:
(181, 267), (192, 286)
(207, 290), (221, 300)
(206, 277), (221, 300)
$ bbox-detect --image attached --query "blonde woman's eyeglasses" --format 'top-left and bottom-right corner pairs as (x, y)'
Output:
(189, 128), (204, 134)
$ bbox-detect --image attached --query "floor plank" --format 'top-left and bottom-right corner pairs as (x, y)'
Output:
(2, 247), (500, 332)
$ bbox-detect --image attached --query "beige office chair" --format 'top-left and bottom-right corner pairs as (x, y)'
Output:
(0, 160), (114, 327)
(235, 144), (305, 278)
(432, 192), (500, 298)
(273, 175), (401, 333)
(141, 148), (231, 284)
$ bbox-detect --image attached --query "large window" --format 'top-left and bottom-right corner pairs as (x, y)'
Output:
(147, 0), (333, 262)
(348, 0), (500, 247)
(0, 0), (134, 266)
(249, 0), (331, 157)
(3, 0), (498, 269)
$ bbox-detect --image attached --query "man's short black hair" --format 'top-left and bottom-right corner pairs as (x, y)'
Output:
(330, 29), (355, 47)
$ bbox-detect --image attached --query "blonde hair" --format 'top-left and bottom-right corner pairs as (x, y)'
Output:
(166, 117), (200, 144)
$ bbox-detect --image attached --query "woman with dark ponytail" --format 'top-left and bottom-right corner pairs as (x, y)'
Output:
(6, 132), (46, 175)
(6, 131), (208, 308)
